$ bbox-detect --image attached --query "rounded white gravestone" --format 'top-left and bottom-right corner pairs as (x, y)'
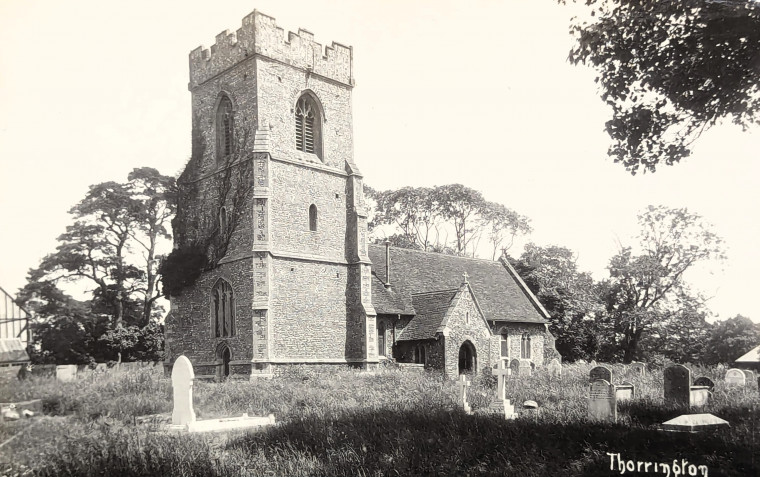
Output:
(172, 355), (196, 426)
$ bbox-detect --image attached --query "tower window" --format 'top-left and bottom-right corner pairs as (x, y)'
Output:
(216, 95), (234, 161)
(295, 94), (322, 159)
(521, 333), (531, 359)
(309, 204), (318, 231)
(211, 279), (235, 338)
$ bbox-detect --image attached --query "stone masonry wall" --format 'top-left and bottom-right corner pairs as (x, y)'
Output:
(165, 258), (253, 378)
(443, 287), (492, 378)
(492, 322), (547, 367)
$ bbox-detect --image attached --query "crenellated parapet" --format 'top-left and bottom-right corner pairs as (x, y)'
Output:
(189, 10), (353, 89)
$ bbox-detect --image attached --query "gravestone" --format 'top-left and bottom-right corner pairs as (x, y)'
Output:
(458, 374), (472, 414)
(588, 379), (617, 423)
(741, 369), (755, 385)
(547, 358), (561, 377)
(693, 376), (715, 392)
(519, 360), (532, 377)
(479, 360), (517, 419)
(615, 381), (635, 402)
(629, 361), (646, 375)
(509, 358), (520, 377)
(661, 414), (729, 433)
(171, 355), (197, 426)
(56, 365), (77, 382)
(725, 368), (746, 388)
(664, 364), (691, 407)
(589, 360), (597, 367)
(589, 365), (612, 384)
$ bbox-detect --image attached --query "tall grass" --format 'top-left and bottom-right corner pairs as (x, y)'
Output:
(1, 364), (758, 476)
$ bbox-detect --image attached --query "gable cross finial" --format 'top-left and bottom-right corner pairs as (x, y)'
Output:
(463, 272), (469, 284)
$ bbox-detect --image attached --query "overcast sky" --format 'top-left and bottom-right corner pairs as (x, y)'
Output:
(1, 0), (759, 323)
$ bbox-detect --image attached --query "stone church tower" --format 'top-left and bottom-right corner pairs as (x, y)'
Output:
(165, 11), (377, 378)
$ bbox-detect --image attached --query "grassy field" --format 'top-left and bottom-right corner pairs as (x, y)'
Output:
(0, 363), (758, 476)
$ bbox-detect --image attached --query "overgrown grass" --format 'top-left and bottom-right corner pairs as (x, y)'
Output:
(1, 364), (758, 476)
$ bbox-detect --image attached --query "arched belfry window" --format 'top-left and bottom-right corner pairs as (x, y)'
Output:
(216, 95), (234, 161)
(211, 279), (235, 338)
(309, 204), (318, 231)
(521, 333), (531, 359)
(295, 94), (322, 159)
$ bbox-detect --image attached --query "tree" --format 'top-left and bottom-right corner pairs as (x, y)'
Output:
(702, 315), (760, 364)
(370, 186), (443, 251)
(435, 184), (486, 257)
(511, 243), (606, 361)
(565, 0), (760, 174)
(481, 202), (532, 260)
(602, 205), (725, 362)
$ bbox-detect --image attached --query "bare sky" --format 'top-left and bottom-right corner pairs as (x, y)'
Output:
(1, 0), (759, 322)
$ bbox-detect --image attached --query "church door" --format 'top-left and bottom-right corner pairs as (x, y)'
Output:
(458, 341), (476, 374)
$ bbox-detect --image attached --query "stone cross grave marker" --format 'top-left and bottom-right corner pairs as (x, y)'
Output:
(509, 358), (520, 377)
(629, 361), (646, 376)
(458, 374), (472, 414)
(493, 360), (510, 400)
(588, 379), (617, 423)
(547, 358), (561, 377)
(693, 376), (715, 392)
(725, 368), (746, 388)
(664, 364), (691, 407)
(171, 355), (197, 426)
(519, 360), (532, 377)
(589, 365), (612, 384)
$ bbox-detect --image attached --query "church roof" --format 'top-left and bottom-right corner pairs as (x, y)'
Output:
(370, 273), (415, 316)
(735, 344), (760, 364)
(368, 244), (548, 324)
(399, 289), (459, 341)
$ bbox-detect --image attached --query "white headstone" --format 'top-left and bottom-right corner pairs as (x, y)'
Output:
(171, 355), (196, 426)
(629, 361), (646, 375)
(493, 360), (510, 400)
(725, 368), (746, 388)
(56, 365), (77, 382)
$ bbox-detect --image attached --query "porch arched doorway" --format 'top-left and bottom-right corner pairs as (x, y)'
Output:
(458, 341), (477, 375)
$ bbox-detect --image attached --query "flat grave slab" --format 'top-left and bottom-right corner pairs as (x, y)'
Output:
(661, 413), (729, 433)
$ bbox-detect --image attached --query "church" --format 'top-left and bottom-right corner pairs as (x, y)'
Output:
(164, 10), (557, 379)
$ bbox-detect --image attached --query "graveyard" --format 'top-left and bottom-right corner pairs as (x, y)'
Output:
(1, 361), (759, 476)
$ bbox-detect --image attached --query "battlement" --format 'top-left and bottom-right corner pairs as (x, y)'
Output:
(189, 10), (353, 88)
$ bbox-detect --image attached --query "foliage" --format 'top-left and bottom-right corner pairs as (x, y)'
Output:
(162, 121), (255, 296)
(3, 365), (759, 476)
(20, 168), (175, 363)
(510, 243), (606, 361)
(600, 205), (725, 362)
(368, 183), (531, 258)
(702, 315), (760, 364)
(565, 0), (760, 174)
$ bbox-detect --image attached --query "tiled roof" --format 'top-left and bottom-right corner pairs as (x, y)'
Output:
(370, 273), (415, 315)
(368, 244), (547, 323)
(0, 339), (30, 364)
(398, 289), (458, 341)
(736, 344), (760, 363)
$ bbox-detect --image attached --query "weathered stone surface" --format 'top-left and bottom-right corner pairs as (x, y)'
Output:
(589, 365), (612, 384)
(588, 379), (616, 423)
(664, 365), (691, 407)
(725, 368), (746, 387)
(615, 382), (635, 402)
(629, 361), (646, 375)
(547, 358), (561, 377)
(171, 356), (196, 426)
(661, 413), (729, 433)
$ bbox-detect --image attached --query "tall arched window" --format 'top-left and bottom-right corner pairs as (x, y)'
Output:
(500, 333), (509, 359)
(521, 333), (531, 359)
(309, 204), (318, 231)
(295, 94), (322, 159)
(211, 279), (235, 338)
(216, 95), (234, 161)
